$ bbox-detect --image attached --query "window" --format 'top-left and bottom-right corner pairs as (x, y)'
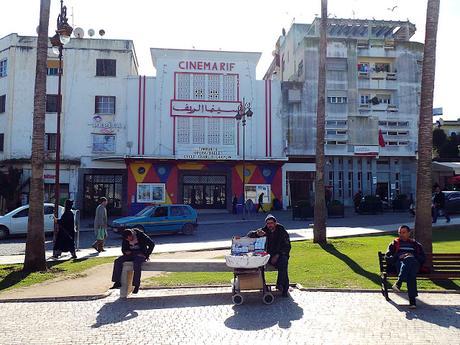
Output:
(348, 172), (353, 197)
(222, 75), (236, 101)
(96, 59), (116, 77)
(153, 207), (168, 217)
(222, 118), (235, 145)
(338, 171), (344, 197)
(360, 95), (370, 104)
(47, 67), (59, 76)
(177, 74), (191, 100)
(357, 63), (369, 72)
(193, 74), (205, 100)
(170, 206), (186, 217)
(44, 184), (69, 203)
(44, 206), (55, 215)
(0, 133), (3, 152)
(207, 74), (220, 100)
(45, 133), (57, 152)
(192, 117), (205, 144)
(328, 96), (347, 104)
(0, 94), (5, 113)
(377, 94), (391, 104)
(92, 134), (115, 153)
(177, 117), (190, 144)
(207, 118), (220, 145)
(298, 60), (304, 77)
(95, 96), (116, 114)
(13, 208), (29, 218)
(0, 59), (7, 77)
(46, 94), (61, 113)
(374, 63), (390, 73)
(358, 172), (363, 190)
(46, 60), (61, 76)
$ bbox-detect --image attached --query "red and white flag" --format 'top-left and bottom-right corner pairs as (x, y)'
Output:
(378, 129), (386, 147)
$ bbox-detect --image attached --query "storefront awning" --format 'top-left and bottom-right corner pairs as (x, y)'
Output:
(432, 162), (460, 174)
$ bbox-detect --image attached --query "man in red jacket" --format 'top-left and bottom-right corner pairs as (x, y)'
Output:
(385, 225), (426, 308)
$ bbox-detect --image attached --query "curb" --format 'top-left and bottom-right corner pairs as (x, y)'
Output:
(294, 283), (460, 294)
(0, 290), (113, 303)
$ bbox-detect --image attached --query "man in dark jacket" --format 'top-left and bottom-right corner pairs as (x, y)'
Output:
(110, 228), (155, 293)
(248, 214), (291, 296)
(385, 225), (426, 308)
(432, 186), (451, 223)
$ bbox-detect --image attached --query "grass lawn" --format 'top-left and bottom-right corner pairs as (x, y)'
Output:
(144, 226), (460, 290)
(0, 256), (115, 292)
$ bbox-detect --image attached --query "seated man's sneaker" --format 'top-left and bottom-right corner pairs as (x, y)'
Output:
(409, 297), (417, 309)
(392, 282), (401, 292)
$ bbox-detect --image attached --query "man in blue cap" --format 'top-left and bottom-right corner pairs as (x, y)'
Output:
(248, 214), (291, 296)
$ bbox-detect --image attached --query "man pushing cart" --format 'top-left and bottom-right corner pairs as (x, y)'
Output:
(225, 214), (292, 304)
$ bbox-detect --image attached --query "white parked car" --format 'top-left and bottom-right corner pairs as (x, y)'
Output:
(0, 203), (65, 239)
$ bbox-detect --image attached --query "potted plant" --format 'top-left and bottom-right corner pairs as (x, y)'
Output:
(292, 200), (314, 220)
(328, 199), (344, 218)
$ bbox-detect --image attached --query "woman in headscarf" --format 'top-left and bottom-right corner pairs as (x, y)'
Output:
(52, 199), (77, 259)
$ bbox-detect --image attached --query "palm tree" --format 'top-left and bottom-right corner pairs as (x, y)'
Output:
(23, 0), (51, 272)
(414, 0), (440, 256)
(313, 0), (328, 244)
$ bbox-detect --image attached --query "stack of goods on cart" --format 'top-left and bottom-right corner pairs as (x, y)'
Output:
(225, 236), (270, 269)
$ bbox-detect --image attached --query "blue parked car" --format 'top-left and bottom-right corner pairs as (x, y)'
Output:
(111, 204), (198, 235)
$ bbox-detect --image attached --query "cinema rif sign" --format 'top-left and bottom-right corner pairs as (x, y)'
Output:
(171, 100), (240, 117)
(178, 61), (236, 71)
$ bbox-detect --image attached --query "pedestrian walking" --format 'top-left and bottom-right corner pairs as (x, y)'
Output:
(232, 194), (238, 214)
(92, 197), (108, 253)
(110, 228), (155, 294)
(432, 185), (451, 223)
(353, 190), (363, 213)
(52, 199), (76, 259)
(257, 192), (266, 213)
(385, 225), (426, 308)
(247, 214), (291, 297)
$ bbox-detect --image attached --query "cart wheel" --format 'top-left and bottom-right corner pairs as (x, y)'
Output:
(232, 294), (244, 305)
(262, 293), (274, 305)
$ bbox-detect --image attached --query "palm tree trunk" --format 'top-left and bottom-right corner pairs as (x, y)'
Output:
(414, 0), (440, 256)
(23, 0), (51, 272)
(313, 0), (327, 244)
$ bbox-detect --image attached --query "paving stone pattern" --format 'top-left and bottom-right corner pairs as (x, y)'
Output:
(1, 289), (459, 345)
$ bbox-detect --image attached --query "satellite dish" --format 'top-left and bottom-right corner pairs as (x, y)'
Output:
(36, 26), (40, 34)
(73, 27), (84, 38)
(99, 29), (105, 37)
(88, 29), (95, 37)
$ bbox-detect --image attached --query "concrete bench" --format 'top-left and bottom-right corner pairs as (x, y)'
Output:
(120, 259), (274, 298)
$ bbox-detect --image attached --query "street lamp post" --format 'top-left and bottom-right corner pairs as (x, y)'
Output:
(235, 98), (253, 220)
(50, 0), (72, 248)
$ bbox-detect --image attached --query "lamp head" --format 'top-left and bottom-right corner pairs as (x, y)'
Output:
(246, 109), (253, 117)
(235, 113), (242, 121)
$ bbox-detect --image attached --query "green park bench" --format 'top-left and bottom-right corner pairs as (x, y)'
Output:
(378, 252), (460, 300)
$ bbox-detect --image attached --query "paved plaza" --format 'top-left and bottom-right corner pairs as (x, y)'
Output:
(1, 288), (459, 345)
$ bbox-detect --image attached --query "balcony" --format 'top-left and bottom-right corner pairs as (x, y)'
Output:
(387, 104), (399, 112)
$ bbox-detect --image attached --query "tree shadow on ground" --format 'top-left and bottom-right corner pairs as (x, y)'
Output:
(430, 279), (460, 290)
(224, 293), (303, 330)
(92, 290), (234, 328)
(0, 258), (85, 291)
(388, 298), (460, 329)
(319, 243), (381, 286)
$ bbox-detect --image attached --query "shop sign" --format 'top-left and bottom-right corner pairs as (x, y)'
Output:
(354, 145), (379, 156)
(89, 115), (125, 134)
(178, 147), (235, 160)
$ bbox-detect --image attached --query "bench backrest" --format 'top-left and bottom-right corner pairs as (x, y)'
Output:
(378, 252), (460, 276)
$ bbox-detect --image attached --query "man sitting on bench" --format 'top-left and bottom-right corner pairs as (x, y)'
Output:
(385, 225), (426, 308)
(247, 214), (291, 297)
(110, 228), (155, 294)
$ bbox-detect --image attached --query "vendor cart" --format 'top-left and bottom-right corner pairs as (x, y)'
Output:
(225, 236), (274, 305)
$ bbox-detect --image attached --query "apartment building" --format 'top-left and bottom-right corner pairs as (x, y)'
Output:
(265, 18), (423, 207)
